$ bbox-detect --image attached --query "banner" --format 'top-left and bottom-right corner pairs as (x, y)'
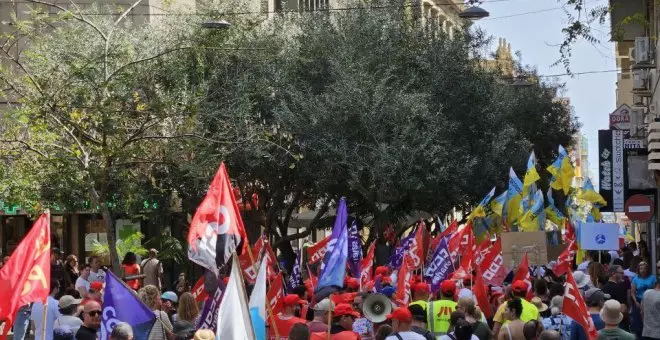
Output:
(239, 238), (263, 284)
(410, 223), (425, 268)
(564, 271), (598, 340)
(448, 225), (473, 264)
(287, 251), (302, 293)
(554, 241), (577, 276)
(473, 263), (493, 319)
(318, 198), (349, 290)
(360, 241), (376, 288)
(191, 276), (208, 303)
(216, 255), (255, 340)
(424, 237), (454, 293)
(479, 239), (506, 286)
(578, 222), (619, 250)
(197, 285), (224, 332)
(395, 255), (412, 306)
(267, 274), (284, 314)
(101, 271), (156, 340)
(598, 129), (626, 212)
(347, 221), (362, 278)
(307, 236), (330, 264)
(389, 230), (416, 269)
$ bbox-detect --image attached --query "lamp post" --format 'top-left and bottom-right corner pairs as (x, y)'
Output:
(458, 6), (490, 20)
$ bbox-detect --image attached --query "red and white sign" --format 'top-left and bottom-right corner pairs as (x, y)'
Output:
(307, 236), (330, 264)
(191, 277), (208, 303)
(625, 194), (655, 222)
(609, 104), (631, 132)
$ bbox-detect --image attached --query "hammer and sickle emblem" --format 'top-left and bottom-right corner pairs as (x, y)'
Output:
(21, 265), (48, 296)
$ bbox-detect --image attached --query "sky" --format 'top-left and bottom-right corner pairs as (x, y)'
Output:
(476, 0), (617, 182)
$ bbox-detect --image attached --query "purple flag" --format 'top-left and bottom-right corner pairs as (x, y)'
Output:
(317, 198), (349, 290)
(197, 285), (224, 331)
(287, 250), (302, 293)
(424, 237), (454, 293)
(347, 220), (362, 277)
(389, 228), (416, 269)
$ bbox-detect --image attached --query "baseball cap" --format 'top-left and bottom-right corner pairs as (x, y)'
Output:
(375, 266), (390, 276)
(408, 304), (427, 322)
(283, 294), (306, 306)
(162, 291), (178, 303)
(58, 295), (82, 309)
(512, 280), (528, 294)
(386, 307), (413, 322)
(413, 282), (430, 295)
(585, 288), (610, 306)
(333, 303), (360, 318)
(440, 280), (457, 295)
(90, 281), (104, 291)
(313, 298), (335, 311)
(346, 278), (359, 289)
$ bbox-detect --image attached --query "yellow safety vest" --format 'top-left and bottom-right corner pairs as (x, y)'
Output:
(428, 299), (457, 337)
(409, 300), (428, 311)
(495, 299), (540, 324)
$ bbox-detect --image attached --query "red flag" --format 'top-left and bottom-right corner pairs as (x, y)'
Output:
(307, 236), (330, 264)
(475, 239), (492, 265)
(513, 254), (532, 298)
(426, 235), (442, 265)
(264, 242), (279, 277)
(439, 220), (458, 239)
(268, 273), (285, 314)
(473, 263), (494, 319)
(187, 163), (248, 272)
(360, 241), (376, 288)
(238, 238), (264, 284)
(564, 271), (598, 340)
(408, 223), (425, 268)
(0, 213), (51, 337)
(395, 255), (413, 306)
(448, 225), (474, 264)
(191, 276), (208, 303)
(479, 239), (507, 286)
(554, 241), (578, 276)
(451, 230), (475, 281)
(563, 220), (576, 244)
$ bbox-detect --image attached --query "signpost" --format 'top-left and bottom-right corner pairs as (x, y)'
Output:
(610, 104), (632, 135)
(625, 194), (655, 222)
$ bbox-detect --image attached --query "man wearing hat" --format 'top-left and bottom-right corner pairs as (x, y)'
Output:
(310, 303), (361, 340)
(161, 291), (178, 323)
(408, 304), (434, 340)
(308, 298), (335, 333)
(569, 288), (607, 340)
(385, 307), (427, 340)
(428, 280), (458, 338)
(269, 294), (308, 339)
(141, 248), (163, 289)
(598, 300), (635, 340)
(54, 295), (83, 334)
(492, 280), (541, 340)
(409, 282), (431, 311)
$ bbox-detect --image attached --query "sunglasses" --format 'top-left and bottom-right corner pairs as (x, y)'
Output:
(87, 310), (102, 317)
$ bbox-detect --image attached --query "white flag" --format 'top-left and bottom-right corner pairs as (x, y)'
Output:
(249, 257), (268, 340)
(216, 254), (256, 340)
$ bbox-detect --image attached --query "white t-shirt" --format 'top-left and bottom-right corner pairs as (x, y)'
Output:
(89, 269), (105, 283)
(385, 331), (427, 340)
(54, 315), (83, 334)
(576, 261), (590, 272)
(437, 334), (480, 340)
(75, 277), (90, 292)
(31, 296), (61, 340)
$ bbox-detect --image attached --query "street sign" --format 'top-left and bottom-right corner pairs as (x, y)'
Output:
(624, 194), (654, 222)
(624, 139), (644, 149)
(610, 104), (632, 132)
(599, 129), (627, 212)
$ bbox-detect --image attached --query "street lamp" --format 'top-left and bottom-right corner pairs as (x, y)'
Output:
(201, 19), (232, 29)
(458, 6), (490, 20)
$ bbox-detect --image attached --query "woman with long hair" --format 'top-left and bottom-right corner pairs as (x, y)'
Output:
(458, 297), (492, 340)
(631, 261), (657, 338)
(139, 285), (174, 340)
(173, 293), (199, 339)
(122, 252), (141, 290)
(65, 255), (80, 286)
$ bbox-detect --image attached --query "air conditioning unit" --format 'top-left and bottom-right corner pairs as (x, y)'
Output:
(633, 69), (653, 96)
(635, 37), (650, 63)
(630, 108), (645, 138)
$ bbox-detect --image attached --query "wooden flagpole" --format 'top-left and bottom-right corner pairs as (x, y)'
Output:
(245, 238), (279, 339)
(41, 299), (48, 340)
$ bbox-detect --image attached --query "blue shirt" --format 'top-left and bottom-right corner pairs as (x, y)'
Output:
(569, 313), (605, 340)
(632, 275), (656, 302)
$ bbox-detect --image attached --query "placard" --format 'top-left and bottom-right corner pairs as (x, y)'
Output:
(578, 223), (619, 250)
(501, 231), (548, 269)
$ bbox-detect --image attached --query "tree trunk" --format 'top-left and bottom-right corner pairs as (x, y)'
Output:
(89, 187), (121, 275)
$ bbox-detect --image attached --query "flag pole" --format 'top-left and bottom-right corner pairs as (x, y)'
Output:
(245, 238), (279, 339)
(326, 307), (332, 340)
(41, 299), (48, 340)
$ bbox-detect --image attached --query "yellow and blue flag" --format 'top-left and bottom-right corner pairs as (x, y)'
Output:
(579, 178), (607, 207)
(519, 189), (545, 232)
(505, 168), (523, 228)
(548, 145), (575, 195)
(523, 151), (541, 193)
(468, 187), (496, 221)
(491, 190), (508, 218)
(545, 188), (565, 227)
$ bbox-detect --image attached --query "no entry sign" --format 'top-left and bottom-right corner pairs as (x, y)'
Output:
(624, 194), (654, 222)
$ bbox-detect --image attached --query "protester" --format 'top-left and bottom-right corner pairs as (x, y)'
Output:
(533, 280), (549, 306)
(541, 296), (570, 340)
(142, 249), (164, 290)
(384, 307), (426, 340)
(597, 300), (635, 340)
(428, 280), (458, 338)
(76, 300), (102, 340)
(139, 285), (174, 340)
(75, 264), (92, 297)
(162, 291), (178, 322)
(408, 304), (434, 340)
(31, 280), (61, 340)
(172, 292), (199, 339)
(308, 298), (334, 333)
(409, 282), (431, 311)
(352, 293), (374, 340)
(600, 265), (629, 331)
(52, 248), (71, 291)
(577, 251), (597, 272)
(175, 272), (190, 296)
(569, 288), (607, 340)
(572, 271), (593, 293)
(376, 325), (394, 340)
(492, 281), (541, 340)
(631, 261), (656, 338)
(289, 323), (311, 340)
(498, 299), (525, 340)
(54, 295), (83, 334)
(641, 273), (660, 340)
(439, 311), (479, 340)
(12, 303), (32, 340)
(457, 297), (491, 340)
(523, 321), (542, 340)
(310, 303), (361, 339)
(122, 252), (142, 290)
(65, 255), (80, 285)
(88, 256), (106, 283)
(530, 298), (549, 319)
(111, 322), (135, 340)
(271, 294), (309, 338)
(538, 331), (560, 340)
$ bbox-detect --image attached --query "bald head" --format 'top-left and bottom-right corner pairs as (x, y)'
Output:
(82, 301), (102, 329)
(539, 330), (561, 340)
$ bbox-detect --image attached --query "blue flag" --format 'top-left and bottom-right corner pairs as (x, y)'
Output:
(101, 270), (156, 340)
(424, 237), (454, 293)
(347, 220), (362, 278)
(287, 250), (302, 293)
(317, 197), (349, 290)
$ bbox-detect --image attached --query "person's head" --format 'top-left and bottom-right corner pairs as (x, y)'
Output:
(282, 294), (305, 315)
(639, 261), (650, 277)
(312, 298), (334, 322)
(110, 322), (134, 340)
(600, 299), (624, 326)
(332, 303), (360, 331)
(375, 324), (393, 340)
(89, 256), (101, 271)
(457, 297), (481, 320)
(287, 323), (310, 340)
(80, 264), (91, 279)
(539, 330), (561, 340)
(353, 292), (368, 312)
(51, 280), (61, 297)
(608, 265), (624, 282)
(122, 252), (137, 266)
(386, 307), (413, 333)
(533, 279), (548, 297)
(293, 285), (308, 301)
(82, 300), (102, 329)
(440, 280), (457, 299)
(408, 304), (427, 325)
(453, 318), (474, 340)
(86, 288), (102, 302)
(523, 320), (543, 340)
(345, 278), (359, 293)
(149, 248), (158, 258)
(177, 292), (199, 322)
(53, 326), (75, 340)
(511, 280), (529, 298)
(585, 288), (609, 309)
(139, 285), (162, 311)
(58, 295), (82, 316)
(51, 248), (63, 264)
(587, 262), (605, 283)
(65, 255), (78, 269)
(161, 291), (178, 311)
(449, 310), (466, 329)
(193, 329), (215, 340)
(412, 282), (430, 301)
(505, 298), (523, 321)
(548, 282), (564, 300)
(550, 295), (563, 316)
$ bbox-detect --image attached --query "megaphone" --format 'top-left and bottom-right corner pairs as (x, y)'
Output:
(363, 293), (392, 323)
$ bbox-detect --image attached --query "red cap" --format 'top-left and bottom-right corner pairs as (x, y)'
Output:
(413, 282), (430, 295)
(90, 281), (104, 291)
(283, 294), (306, 306)
(381, 276), (393, 285)
(333, 303), (360, 318)
(440, 280), (456, 295)
(512, 280), (528, 293)
(375, 266), (389, 276)
(346, 278), (359, 289)
(331, 292), (357, 305)
(410, 274), (422, 285)
(387, 307), (413, 322)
